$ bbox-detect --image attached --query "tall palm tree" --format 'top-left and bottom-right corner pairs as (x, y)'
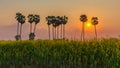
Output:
(33, 14), (40, 40)
(28, 14), (35, 40)
(46, 16), (52, 40)
(19, 14), (26, 40)
(34, 15), (40, 34)
(56, 24), (59, 39)
(59, 16), (64, 39)
(15, 12), (26, 40)
(51, 16), (56, 40)
(55, 16), (65, 40)
(80, 14), (88, 41)
(15, 12), (21, 40)
(52, 16), (57, 39)
(91, 17), (99, 39)
(63, 16), (68, 40)
(56, 16), (60, 39)
(28, 14), (34, 33)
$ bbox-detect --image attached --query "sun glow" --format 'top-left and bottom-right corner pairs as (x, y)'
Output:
(86, 22), (92, 28)
(87, 23), (91, 27)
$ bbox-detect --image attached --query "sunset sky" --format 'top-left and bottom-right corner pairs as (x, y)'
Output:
(0, 0), (120, 40)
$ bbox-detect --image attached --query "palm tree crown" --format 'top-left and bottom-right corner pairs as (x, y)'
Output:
(15, 12), (22, 22)
(80, 14), (88, 22)
(63, 16), (68, 24)
(46, 17), (49, 25)
(15, 12), (26, 24)
(46, 16), (53, 25)
(28, 14), (34, 24)
(34, 15), (40, 24)
(91, 17), (98, 25)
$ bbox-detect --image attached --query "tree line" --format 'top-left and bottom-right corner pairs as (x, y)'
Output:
(15, 12), (99, 41)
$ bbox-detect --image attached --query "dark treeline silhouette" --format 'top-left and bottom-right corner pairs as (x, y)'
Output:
(15, 12), (98, 41)
(46, 16), (68, 40)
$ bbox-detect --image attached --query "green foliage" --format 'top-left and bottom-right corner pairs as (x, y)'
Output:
(0, 38), (120, 68)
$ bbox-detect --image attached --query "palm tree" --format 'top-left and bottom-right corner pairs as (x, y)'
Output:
(46, 16), (52, 40)
(28, 14), (34, 33)
(91, 17), (99, 39)
(52, 16), (57, 39)
(51, 16), (56, 40)
(19, 14), (26, 40)
(62, 16), (68, 40)
(59, 16), (64, 39)
(34, 14), (40, 37)
(56, 16), (61, 39)
(28, 14), (35, 40)
(56, 24), (59, 39)
(80, 14), (88, 41)
(15, 12), (26, 40)
(55, 16), (65, 40)
(15, 12), (21, 40)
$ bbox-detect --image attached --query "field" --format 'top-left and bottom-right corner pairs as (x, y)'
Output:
(0, 38), (120, 68)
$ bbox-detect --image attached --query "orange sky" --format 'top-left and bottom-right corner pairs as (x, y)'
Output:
(0, 0), (120, 40)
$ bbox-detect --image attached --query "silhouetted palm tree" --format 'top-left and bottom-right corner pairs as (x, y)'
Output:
(15, 12), (26, 40)
(15, 12), (21, 40)
(34, 15), (40, 34)
(28, 14), (34, 33)
(91, 17), (99, 39)
(46, 16), (52, 40)
(51, 16), (56, 40)
(28, 14), (35, 40)
(63, 16), (68, 40)
(19, 15), (25, 40)
(56, 16), (61, 39)
(80, 14), (88, 41)
(54, 16), (60, 39)
(59, 16), (64, 39)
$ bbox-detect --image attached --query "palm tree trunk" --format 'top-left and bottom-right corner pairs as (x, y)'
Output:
(52, 26), (54, 40)
(55, 27), (56, 39)
(81, 27), (83, 41)
(56, 27), (58, 39)
(30, 23), (32, 33)
(34, 24), (37, 34)
(94, 25), (97, 39)
(82, 22), (85, 41)
(17, 22), (19, 35)
(57, 26), (59, 39)
(63, 24), (65, 40)
(20, 24), (23, 40)
(61, 24), (63, 39)
(48, 25), (50, 40)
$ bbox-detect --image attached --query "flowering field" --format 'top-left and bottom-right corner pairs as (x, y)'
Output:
(0, 38), (120, 68)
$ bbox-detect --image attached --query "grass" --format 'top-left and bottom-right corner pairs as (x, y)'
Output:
(0, 38), (120, 68)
